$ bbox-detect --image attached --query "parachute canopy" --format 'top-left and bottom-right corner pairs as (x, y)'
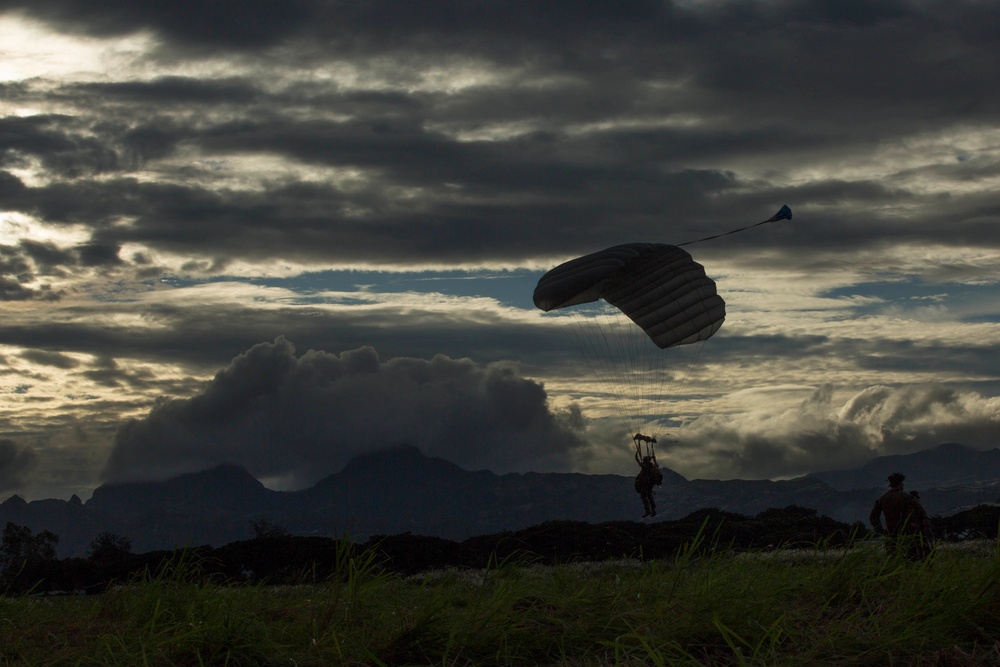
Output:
(533, 243), (726, 349)
(533, 207), (787, 438)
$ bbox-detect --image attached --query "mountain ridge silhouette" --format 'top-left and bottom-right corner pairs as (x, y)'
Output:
(3, 442), (998, 557)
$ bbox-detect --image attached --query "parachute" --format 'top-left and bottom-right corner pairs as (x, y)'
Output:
(533, 206), (791, 442)
(533, 244), (724, 438)
(533, 243), (725, 349)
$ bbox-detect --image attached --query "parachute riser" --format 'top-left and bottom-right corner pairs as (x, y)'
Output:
(633, 432), (657, 461)
(676, 205), (792, 248)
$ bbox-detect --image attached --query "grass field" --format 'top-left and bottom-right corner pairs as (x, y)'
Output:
(2, 538), (998, 666)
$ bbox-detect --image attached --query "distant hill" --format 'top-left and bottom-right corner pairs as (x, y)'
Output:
(3, 443), (999, 557)
(807, 443), (1000, 491)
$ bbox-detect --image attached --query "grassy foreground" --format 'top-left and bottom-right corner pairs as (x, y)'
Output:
(2, 538), (999, 666)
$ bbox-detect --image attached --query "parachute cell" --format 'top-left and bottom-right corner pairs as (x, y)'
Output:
(533, 243), (725, 349)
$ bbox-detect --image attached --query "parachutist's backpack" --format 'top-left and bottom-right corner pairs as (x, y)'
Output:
(651, 466), (663, 486)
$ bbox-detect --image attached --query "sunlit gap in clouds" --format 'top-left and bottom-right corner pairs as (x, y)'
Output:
(133, 151), (375, 192)
(0, 212), (91, 247)
(0, 343), (189, 449)
(0, 16), (154, 83)
(0, 14), (309, 87)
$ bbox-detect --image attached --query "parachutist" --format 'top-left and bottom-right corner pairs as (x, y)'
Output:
(534, 208), (792, 520)
(634, 448), (663, 518)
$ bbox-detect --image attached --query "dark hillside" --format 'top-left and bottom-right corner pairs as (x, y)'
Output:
(3, 505), (860, 593)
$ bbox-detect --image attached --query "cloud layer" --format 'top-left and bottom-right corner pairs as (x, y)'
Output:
(2, 0), (999, 499)
(104, 337), (588, 488)
(670, 384), (1000, 480)
(0, 438), (38, 493)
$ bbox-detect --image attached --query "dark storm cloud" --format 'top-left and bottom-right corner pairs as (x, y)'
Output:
(70, 76), (264, 105)
(0, 290), (553, 376)
(0, 277), (36, 301)
(0, 438), (38, 492)
(103, 336), (588, 487)
(734, 334), (1000, 380)
(2, 140), (987, 271)
(4, 164), (703, 264)
(0, 235), (122, 301)
(0, 242), (62, 301)
(4, 0), (681, 57)
(2, 0), (996, 267)
(76, 242), (122, 267)
(8, 1), (999, 121)
(81, 356), (159, 389)
(19, 239), (75, 274)
(1, 0), (316, 48)
(0, 171), (26, 199)
(19, 349), (78, 369)
(0, 115), (120, 177)
(0, 244), (31, 278)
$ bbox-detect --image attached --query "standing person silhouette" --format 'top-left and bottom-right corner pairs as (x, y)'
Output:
(869, 472), (931, 559)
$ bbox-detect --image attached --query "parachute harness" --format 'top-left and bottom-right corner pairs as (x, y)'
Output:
(633, 432), (657, 461)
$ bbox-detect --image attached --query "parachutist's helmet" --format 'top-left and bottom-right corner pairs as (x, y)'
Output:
(643, 456), (652, 462)
(887, 472), (905, 486)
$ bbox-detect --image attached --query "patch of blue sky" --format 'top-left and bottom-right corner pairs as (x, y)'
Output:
(188, 269), (547, 310)
(155, 269), (546, 310)
(821, 280), (1000, 323)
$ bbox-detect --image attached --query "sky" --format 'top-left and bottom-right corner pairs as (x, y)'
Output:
(2, 0), (1000, 501)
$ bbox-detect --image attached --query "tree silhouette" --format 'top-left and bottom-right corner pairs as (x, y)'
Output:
(86, 532), (133, 565)
(251, 519), (289, 539)
(1, 522), (57, 570)
(1, 522), (59, 591)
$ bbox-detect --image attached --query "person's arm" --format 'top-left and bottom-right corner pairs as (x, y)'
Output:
(869, 500), (884, 532)
(911, 498), (931, 530)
